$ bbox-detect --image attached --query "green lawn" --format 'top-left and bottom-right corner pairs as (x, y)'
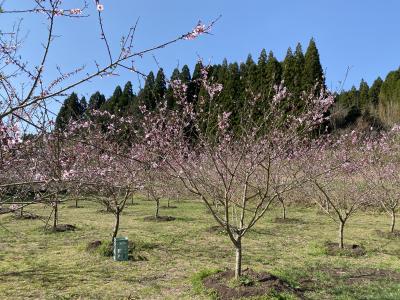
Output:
(0, 198), (399, 299)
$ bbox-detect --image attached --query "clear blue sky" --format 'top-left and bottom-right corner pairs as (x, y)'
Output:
(2, 0), (400, 108)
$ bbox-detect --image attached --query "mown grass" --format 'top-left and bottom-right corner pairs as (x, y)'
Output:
(0, 198), (399, 299)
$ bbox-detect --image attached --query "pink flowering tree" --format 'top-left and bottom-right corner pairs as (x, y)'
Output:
(0, 1), (217, 123)
(140, 165), (180, 219)
(0, 0), (217, 231)
(363, 126), (400, 233)
(63, 112), (144, 242)
(0, 128), (74, 229)
(303, 131), (371, 249)
(141, 69), (334, 279)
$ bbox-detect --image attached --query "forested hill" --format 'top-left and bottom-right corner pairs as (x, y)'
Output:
(56, 38), (400, 131)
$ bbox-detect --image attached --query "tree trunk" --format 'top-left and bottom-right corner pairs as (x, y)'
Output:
(112, 209), (120, 243)
(53, 202), (58, 230)
(234, 237), (242, 280)
(167, 199), (170, 208)
(391, 211), (396, 233)
(339, 221), (345, 249)
(281, 201), (286, 219)
(131, 195), (134, 205)
(20, 206), (23, 217)
(155, 199), (160, 219)
(75, 199), (78, 208)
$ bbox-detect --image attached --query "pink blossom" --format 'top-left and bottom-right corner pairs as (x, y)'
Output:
(184, 21), (209, 40)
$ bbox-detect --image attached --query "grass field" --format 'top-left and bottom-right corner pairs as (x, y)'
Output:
(0, 197), (399, 299)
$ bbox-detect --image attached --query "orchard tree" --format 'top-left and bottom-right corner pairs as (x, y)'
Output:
(141, 69), (334, 279)
(64, 112), (143, 242)
(304, 131), (371, 248)
(0, 0), (218, 227)
(364, 126), (400, 233)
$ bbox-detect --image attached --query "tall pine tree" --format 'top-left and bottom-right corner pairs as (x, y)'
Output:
(55, 92), (86, 130)
(304, 38), (324, 91)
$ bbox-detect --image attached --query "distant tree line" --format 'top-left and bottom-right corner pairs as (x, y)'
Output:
(55, 38), (400, 134)
(336, 68), (400, 129)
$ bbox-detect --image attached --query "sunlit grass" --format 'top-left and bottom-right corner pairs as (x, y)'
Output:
(0, 199), (399, 299)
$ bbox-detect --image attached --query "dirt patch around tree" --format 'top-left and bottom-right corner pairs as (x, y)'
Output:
(50, 224), (77, 232)
(324, 241), (366, 257)
(375, 229), (400, 239)
(13, 212), (42, 220)
(143, 216), (176, 222)
(86, 240), (149, 261)
(87, 240), (103, 251)
(160, 205), (178, 209)
(202, 269), (304, 300)
(0, 208), (11, 214)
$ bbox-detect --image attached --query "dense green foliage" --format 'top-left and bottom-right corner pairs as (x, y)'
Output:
(56, 39), (400, 132)
(334, 68), (400, 129)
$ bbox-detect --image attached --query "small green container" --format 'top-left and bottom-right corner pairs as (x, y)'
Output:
(113, 237), (129, 261)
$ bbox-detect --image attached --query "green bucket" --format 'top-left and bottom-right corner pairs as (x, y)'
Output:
(113, 237), (129, 261)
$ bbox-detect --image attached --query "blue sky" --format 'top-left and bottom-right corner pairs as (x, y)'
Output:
(2, 0), (400, 107)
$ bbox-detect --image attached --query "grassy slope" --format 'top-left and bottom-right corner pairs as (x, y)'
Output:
(0, 198), (399, 299)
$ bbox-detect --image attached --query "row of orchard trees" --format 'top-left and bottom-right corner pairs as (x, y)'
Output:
(1, 67), (400, 280)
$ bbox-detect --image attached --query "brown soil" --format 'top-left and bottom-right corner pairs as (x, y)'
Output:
(325, 242), (366, 257)
(13, 212), (41, 220)
(376, 229), (400, 239)
(87, 240), (103, 251)
(160, 205), (178, 209)
(0, 208), (11, 214)
(143, 216), (176, 222)
(203, 269), (303, 300)
(273, 217), (304, 224)
(51, 224), (77, 232)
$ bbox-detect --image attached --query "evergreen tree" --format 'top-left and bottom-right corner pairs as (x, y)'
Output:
(154, 68), (167, 104)
(293, 43), (305, 92)
(120, 81), (137, 115)
(180, 65), (192, 84)
(304, 38), (324, 91)
(283, 47), (296, 92)
(358, 79), (370, 109)
(166, 68), (180, 109)
(88, 91), (106, 110)
(240, 54), (257, 98)
(189, 61), (204, 105)
(256, 49), (269, 99)
(369, 77), (383, 106)
(55, 92), (85, 130)
(283, 44), (305, 108)
(378, 69), (400, 125)
(138, 71), (156, 110)
(265, 51), (282, 91)
(80, 96), (87, 113)
(102, 85), (123, 114)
